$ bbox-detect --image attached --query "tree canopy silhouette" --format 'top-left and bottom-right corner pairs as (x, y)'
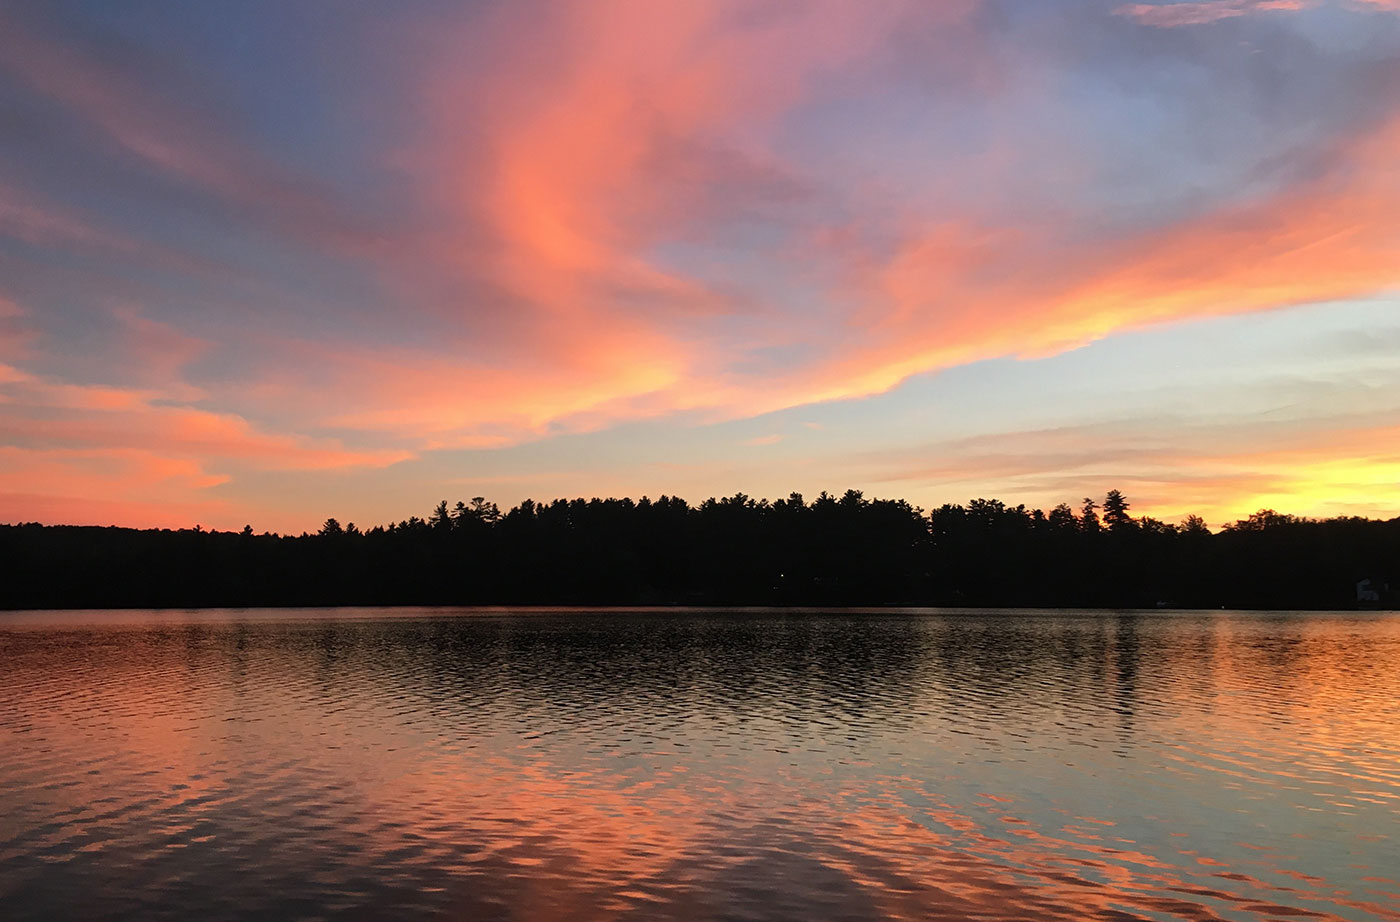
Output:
(2, 490), (1396, 610)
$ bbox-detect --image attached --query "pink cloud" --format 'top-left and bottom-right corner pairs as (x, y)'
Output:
(0, 296), (36, 360)
(1115, 1), (1307, 27)
(0, 183), (121, 248)
(351, 2), (970, 432)
(1115, 0), (1399, 26)
(148, 0), (1398, 481)
(332, 0), (1396, 446)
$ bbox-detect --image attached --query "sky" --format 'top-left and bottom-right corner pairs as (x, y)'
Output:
(1, 0), (1398, 533)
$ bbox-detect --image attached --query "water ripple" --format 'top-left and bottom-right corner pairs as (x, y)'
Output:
(1, 609), (1397, 921)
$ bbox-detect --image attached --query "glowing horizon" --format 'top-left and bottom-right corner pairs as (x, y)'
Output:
(2, 0), (1398, 533)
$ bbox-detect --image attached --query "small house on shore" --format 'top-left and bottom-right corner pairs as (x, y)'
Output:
(1356, 577), (1393, 606)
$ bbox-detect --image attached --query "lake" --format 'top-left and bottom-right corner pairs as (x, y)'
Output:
(1, 608), (1397, 921)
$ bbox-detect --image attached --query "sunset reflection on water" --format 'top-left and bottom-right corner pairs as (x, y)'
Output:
(1, 609), (1397, 921)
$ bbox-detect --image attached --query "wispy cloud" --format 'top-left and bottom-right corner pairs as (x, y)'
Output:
(1115, 0), (1400, 27)
(863, 406), (1400, 526)
(1115, 1), (1307, 27)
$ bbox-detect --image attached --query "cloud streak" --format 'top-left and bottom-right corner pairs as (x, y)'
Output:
(864, 407), (1400, 526)
(1115, 1), (1307, 27)
(1116, 0), (1400, 27)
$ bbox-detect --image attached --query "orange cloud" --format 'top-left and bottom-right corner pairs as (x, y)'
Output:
(0, 491), (235, 530)
(1, 393), (412, 471)
(316, 1), (1396, 454)
(0, 364), (413, 527)
(777, 110), (1400, 413)
(0, 446), (235, 529)
(16, 0), (1399, 457)
(163, 2), (1398, 511)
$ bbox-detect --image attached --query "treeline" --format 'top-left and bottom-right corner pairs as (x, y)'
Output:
(2, 490), (1397, 610)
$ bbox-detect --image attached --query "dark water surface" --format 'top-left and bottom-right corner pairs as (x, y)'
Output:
(2, 609), (1398, 922)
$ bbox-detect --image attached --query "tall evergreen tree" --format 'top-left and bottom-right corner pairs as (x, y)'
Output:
(1103, 490), (1132, 531)
(1080, 498), (1101, 533)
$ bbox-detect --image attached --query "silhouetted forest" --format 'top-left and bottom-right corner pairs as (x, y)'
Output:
(3, 490), (1397, 610)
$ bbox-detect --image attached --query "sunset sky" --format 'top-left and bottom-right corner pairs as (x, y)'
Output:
(2, 0), (1398, 533)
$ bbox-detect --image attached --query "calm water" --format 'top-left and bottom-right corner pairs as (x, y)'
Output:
(1, 609), (1398, 922)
